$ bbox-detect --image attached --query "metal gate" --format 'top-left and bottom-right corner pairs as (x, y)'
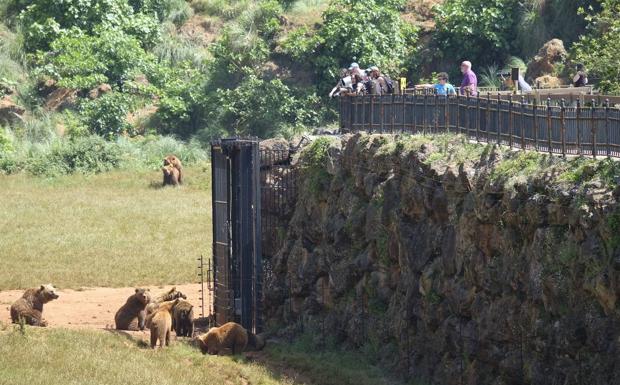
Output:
(210, 139), (262, 333)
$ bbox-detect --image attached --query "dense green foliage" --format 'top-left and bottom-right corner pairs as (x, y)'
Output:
(0, 0), (619, 177)
(434, 0), (520, 67)
(282, 0), (418, 92)
(572, 0), (620, 92)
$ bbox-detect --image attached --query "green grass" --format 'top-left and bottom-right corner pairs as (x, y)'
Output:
(0, 327), (294, 385)
(0, 326), (418, 385)
(0, 167), (211, 290)
(266, 333), (419, 385)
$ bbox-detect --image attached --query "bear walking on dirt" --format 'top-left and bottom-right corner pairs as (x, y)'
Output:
(115, 288), (151, 331)
(10, 284), (59, 327)
(146, 299), (180, 348)
(172, 299), (194, 337)
(162, 155), (183, 185)
(194, 322), (265, 355)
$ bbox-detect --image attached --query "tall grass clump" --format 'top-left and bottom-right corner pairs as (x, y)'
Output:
(0, 132), (209, 176)
(153, 23), (209, 69)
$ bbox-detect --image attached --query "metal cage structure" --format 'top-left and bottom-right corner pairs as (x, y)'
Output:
(211, 139), (262, 333)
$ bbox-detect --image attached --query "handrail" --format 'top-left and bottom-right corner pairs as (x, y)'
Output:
(338, 94), (620, 158)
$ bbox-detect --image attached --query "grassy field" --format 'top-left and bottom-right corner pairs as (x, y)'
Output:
(0, 166), (211, 290)
(0, 325), (417, 385)
(0, 326), (292, 385)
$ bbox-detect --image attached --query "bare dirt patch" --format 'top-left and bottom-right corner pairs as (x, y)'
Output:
(0, 284), (210, 335)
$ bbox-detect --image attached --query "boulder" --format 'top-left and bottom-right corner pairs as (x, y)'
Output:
(0, 96), (25, 125)
(44, 87), (77, 111)
(88, 83), (112, 99)
(526, 39), (567, 80)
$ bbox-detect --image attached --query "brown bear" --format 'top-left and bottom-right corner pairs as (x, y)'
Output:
(161, 165), (180, 186)
(10, 284), (59, 327)
(114, 288), (151, 331)
(145, 287), (187, 316)
(146, 299), (180, 348)
(163, 155), (183, 184)
(172, 299), (194, 337)
(194, 322), (265, 355)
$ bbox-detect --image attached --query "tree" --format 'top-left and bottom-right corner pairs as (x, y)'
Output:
(571, 0), (620, 92)
(433, 0), (520, 67)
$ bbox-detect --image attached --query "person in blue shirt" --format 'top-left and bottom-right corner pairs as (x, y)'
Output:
(433, 72), (456, 95)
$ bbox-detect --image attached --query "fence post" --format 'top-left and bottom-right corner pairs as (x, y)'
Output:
(391, 94), (395, 134)
(508, 95), (513, 149)
(381, 95), (386, 133)
(533, 98), (539, 151)
(370, 96), (374, 133)
(402, 92), (407, 133)
(486, 93), (491, 143)
(434, 93), (439, 134)
(423, 89), (428, 135)
(547, 98), (552, 155)
(413, 92), (417, 134)
(561, 99), (566, 158)
(476, 95), (481, 142)
(348, 96), (353, 131)
(521, 96), (526, 150)
(605, 99), (611, 158)
(497, 93), (502, 144)
(591, 99), (597, 159)
(445, 94), (450, 133)
(456, 93), (461, 134)
(576, 99), (582, 156)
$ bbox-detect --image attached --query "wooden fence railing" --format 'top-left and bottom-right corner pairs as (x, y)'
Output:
(338, 93), (620, 158)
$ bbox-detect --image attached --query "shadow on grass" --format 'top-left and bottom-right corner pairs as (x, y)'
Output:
(103, 328), (150, 349)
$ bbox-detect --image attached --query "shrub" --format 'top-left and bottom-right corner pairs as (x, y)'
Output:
(80, 92), (136, 139)
(433, 0), (520, 68)
(282, 0), (418, 93)
(210, 74), (320, 138)
(34, 27), (153, 91)
(571, 0), (620, 93)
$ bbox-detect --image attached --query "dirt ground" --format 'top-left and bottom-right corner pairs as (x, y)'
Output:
(0, 284), (211, 335)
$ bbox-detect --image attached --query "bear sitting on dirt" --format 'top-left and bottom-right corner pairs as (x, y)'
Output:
(194, 322), (265, 355)
(114, 288), (151, 331)
(146, 299), (180, 348)
(162, 155), (183, 185)
(10, 284), (59, 327)
(172, 299), (194, 337)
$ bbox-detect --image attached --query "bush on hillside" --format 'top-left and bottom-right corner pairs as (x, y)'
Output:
(571, 0), (620, 93)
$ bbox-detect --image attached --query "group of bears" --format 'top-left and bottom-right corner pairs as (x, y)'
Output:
(162, 155), (183, 186)
(9, 284), (265, 355)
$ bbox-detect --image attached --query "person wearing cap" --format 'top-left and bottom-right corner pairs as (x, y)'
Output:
(459, 61), (478, 96)
(368, 66), (388, 95)
(433, 72), (456, 95)
(349, 62), (367, 81)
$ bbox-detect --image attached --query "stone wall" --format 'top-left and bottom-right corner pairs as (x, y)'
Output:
(263, 133), (620, 385)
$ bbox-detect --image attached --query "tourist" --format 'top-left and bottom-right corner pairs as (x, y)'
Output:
(433, 72), (456, 95)
(573, 64), (588, 87)
(459, 61), (478, 96)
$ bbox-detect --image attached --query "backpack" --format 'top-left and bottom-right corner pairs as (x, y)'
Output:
(383, 75), (394, 94)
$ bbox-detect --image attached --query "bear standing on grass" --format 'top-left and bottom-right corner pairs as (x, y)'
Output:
(162, 155), (183, 186)
(10, 284), (59, 327)
(194, 322), (265, 355)
(115, 288), (151, 331)
(172, 299), (194, 337)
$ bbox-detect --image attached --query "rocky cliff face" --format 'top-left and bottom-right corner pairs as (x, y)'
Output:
(264, 133), (620, 385)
